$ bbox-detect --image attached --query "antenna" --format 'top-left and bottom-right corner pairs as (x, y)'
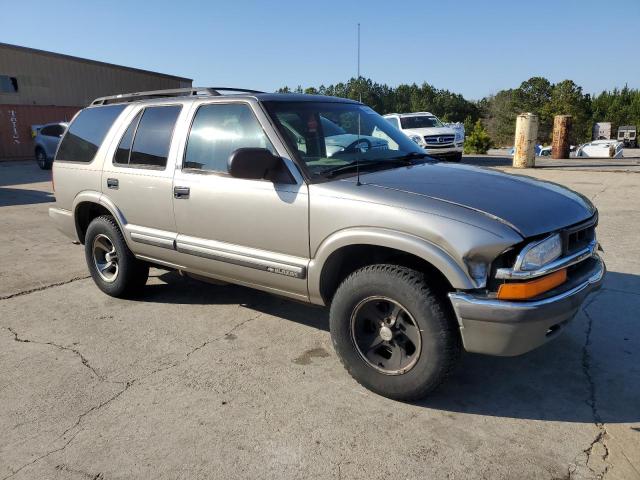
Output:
(356, 22), (362, 186)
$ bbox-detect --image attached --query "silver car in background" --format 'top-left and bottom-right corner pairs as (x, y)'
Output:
(33, 122), (67, 169)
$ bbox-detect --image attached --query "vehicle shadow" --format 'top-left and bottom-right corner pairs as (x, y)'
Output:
(0, 187), (54, 207)
(0, 160), (51, 187)
(142, 270), (639, 424)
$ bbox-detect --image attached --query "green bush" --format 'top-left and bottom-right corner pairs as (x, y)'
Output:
(464, 120), (494, 154)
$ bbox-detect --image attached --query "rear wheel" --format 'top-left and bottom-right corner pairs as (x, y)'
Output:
(84, 215), (149, 298)
(35, 148), (51, 170)
(329, 264), (461, 400)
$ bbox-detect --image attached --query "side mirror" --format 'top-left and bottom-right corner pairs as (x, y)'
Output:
(228, 148), (292, 183)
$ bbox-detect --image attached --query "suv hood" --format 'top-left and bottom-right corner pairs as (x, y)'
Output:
(356, 163), (595, 238)
(402, 126), (456, 137)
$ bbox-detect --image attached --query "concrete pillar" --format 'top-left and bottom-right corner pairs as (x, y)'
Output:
(552, 115), (572, 159)
(513, 113), (538, 168)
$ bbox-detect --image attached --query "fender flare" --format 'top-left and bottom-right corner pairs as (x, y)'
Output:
(72, 191), (131, 247)
(307, 227), (475, 305)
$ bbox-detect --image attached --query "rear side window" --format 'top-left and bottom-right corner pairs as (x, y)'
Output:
(40, 124), (66, 138)
(56, 105), (126, 162)
(114, 106), (181, 168)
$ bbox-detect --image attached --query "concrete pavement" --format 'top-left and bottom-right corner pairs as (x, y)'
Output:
(0, 159), (638, 479)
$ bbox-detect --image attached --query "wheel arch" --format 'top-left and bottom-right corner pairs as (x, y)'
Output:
(308, 227), (475, 305)
(73, 192), (128, 245)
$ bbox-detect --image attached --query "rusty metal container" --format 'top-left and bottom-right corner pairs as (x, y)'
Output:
(552, 115), (572, 159)
(513, 113), (538, 168)
(0, 104), (80, 160)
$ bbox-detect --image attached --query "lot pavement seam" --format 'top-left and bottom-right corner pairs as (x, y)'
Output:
(4, 326), (102, 380)
(0, 276), (90, 301)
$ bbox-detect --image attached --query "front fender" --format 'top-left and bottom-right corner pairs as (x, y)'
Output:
(307, 227), (476, 305)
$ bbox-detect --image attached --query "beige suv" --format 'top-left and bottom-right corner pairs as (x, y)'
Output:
(50, 87), (605, 400)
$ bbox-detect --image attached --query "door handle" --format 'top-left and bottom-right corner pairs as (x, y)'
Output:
(106, 178), (119, 189)
(174, 186), (190, 199)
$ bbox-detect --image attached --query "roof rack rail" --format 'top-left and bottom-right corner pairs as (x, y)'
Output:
(90, 87), (265, 106)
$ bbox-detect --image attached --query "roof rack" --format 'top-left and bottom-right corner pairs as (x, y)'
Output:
(90, 87), (265, 106)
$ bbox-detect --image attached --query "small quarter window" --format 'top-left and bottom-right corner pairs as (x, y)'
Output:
(184, 103), (274, 172)
(128, 106), (181, 168)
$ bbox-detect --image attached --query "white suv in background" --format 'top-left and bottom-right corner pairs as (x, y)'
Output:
(384, 112), (463, 162)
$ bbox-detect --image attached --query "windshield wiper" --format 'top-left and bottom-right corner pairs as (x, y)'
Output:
(324, 158), (414, 178)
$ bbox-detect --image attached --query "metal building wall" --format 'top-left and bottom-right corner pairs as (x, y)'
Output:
(0, 104), (80, 159)
(0, 43), (192, 107)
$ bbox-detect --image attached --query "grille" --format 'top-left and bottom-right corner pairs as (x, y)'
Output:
(424, 134), (455, 145)
(561, 216), (597, 255)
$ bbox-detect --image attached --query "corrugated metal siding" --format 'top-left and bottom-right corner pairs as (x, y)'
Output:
(0, 44), (192, 106)
(0, 104), (80, 159)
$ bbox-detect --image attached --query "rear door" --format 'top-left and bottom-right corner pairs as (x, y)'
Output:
(171, 100), (309, 300)
(101, 103), (187, 263)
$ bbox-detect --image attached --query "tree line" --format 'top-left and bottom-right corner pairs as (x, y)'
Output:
(278, 77), (640, 147)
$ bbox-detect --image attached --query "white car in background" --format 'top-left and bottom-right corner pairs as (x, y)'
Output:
(575, 140), (624, 159)
(384, 112), (464, 162)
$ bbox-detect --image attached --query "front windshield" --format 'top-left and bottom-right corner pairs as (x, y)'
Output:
(264, 101), (426, 179)
(400, 115), (444, 129)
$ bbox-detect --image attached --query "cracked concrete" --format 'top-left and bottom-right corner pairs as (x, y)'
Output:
(0, 160), (639, 479)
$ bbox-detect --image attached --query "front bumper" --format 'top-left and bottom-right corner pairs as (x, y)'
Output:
(448, 255), (605, 356)
(424, 145), (463, 157)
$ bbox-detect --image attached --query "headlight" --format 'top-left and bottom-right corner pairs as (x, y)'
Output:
(409, 134), (425, 147)
(454, 131), (464, 142)
(517, 234), (562, 271)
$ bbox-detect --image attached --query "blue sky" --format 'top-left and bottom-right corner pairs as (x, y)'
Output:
(2, 0), (638, 99)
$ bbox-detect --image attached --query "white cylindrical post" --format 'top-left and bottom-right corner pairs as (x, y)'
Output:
(513, 113), (538, 168)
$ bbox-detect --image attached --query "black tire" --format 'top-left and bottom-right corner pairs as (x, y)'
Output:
(329, 264), (461, 401)
(35, 148), (51, 170)
(84, 215), (149, 298)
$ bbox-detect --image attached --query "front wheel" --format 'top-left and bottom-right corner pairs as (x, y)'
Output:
(450, 152), (463, 162)
(84, 215), (149, 298)
(329, 264), (461, 401)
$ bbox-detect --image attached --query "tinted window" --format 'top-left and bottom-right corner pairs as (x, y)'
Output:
(184, 103), (274, 172)
(399, 116), (444, 129)
(114, 111), (142, 165)
(385, 117), (400, 129)
(40, 124), (66, 138)
(56, 105), (126, 162)
(128, 106), (181, 167)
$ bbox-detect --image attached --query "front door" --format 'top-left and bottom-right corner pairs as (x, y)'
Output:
(172, 101), (309, 300)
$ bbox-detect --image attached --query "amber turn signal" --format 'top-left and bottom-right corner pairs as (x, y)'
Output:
(497, 269), (567, 300)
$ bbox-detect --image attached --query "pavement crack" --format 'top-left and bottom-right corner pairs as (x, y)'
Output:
(580, 293), (612, 478)
(3, 309), (262, 478)
(0, 276), (90, 301)
(58, 312), (263, 440)
(5, 327), (102, 380)
(1, 430), (80, 480)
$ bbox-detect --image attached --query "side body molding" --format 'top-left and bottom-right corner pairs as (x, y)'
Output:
(307, 227), (475, 305)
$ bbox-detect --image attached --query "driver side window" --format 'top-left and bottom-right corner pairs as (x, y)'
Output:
(184, 103), (274, 172)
